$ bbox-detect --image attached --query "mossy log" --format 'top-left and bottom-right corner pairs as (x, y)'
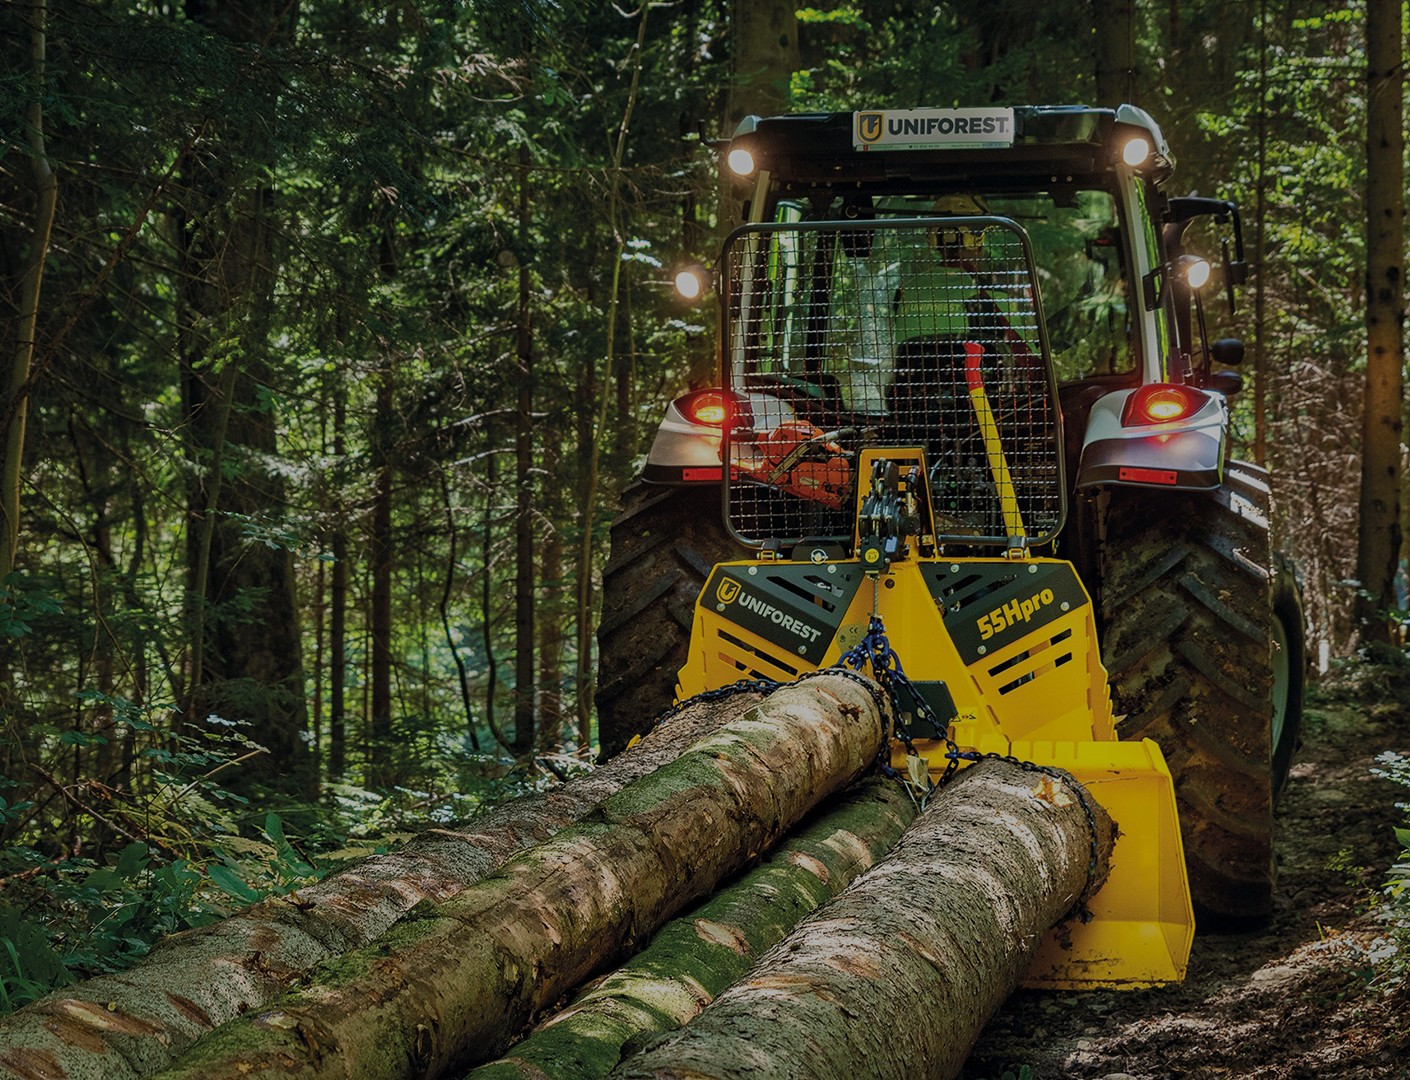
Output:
(612, 756), (1116, 1080)
(149, 672), (887, 1080)
(0, 692), (762, 1080)
(466, 775), (917, 1080)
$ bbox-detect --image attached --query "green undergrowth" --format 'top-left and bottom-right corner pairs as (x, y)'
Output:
(1313, 641), (1410, 711)
(1369, 748), (1410, 992)
(0, 691), (566, 1016)
(1313, 646), (1410, 995)
(0, 796), (323, 1014)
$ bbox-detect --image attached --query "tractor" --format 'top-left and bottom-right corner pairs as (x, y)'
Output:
(595, 105), (1305, 986)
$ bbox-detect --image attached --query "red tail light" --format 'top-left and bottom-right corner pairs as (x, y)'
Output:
(1121, 384), (1207, 426)
(689, 392), (728, 425)
(679, 389), (749, 428)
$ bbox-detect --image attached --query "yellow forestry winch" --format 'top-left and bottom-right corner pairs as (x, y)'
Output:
(677, 445), (1194, 990)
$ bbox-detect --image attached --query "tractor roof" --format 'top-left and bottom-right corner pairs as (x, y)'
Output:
(726, 104), (1172, 193)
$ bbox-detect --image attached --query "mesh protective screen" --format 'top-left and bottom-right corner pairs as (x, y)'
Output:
(722, 217), (1065, 549)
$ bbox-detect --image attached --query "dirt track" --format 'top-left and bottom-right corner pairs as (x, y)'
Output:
(962, 681), (1410, 1080)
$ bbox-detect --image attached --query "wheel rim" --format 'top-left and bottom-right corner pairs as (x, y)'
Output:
(1270, 614), (1291, 753)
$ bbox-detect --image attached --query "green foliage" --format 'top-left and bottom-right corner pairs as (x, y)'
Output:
(1326, 845), (1377, 912)
(0, 776), (349, 1015)
(0, 841), (219, 1013)
(1370, 751), (1410, 988)
(0, 574), (63, 640)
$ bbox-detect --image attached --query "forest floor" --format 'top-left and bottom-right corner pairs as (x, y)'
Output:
(962, 661), (1410, 1080)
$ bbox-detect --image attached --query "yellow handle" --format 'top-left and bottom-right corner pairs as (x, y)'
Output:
(963, 344), (1026, 542)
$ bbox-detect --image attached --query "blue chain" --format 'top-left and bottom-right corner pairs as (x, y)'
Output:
(838, 615), (958, 788)
(838, 615), (1101, 913)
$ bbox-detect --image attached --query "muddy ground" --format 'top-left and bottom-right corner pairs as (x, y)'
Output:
(962, 670), (1410, 1080)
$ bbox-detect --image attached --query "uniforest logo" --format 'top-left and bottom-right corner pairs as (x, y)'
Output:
(852, 108), (1016, 152)
(713, 575), (824, 646)
(715, 578), (741, 605)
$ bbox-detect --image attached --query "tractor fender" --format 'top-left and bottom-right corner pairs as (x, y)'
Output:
(642, 390), (797, 484)
(1075, 386), (1228, 491)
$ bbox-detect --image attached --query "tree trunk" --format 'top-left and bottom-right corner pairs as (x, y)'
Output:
(144, 673), (886, 1080)
(613, 757), (1115, 1080)
(726, 0), (798, 128)
(0, 691), (769, 1080)
(1355, 0), (1404, 642)
(1092, 0), (1135, 105)
(574, 6), (652, 751)
(329, 379), (348, 778)
(573, 358), (596, 753)
(482, 448), (505, 748)
(468, 776), (917, 1080)
(0, 0), (57, 587)
(178, 0), (311, 796)
(513, 144), (536, 755)
(369, 361), (395, 785)
(716, 0), (797, 236)
(1252, 0), (1268, 466)
(537, 506), (564, 751)
(439, 467), (480, 750)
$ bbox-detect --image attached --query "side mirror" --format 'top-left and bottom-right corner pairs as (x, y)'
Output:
(1166, 196), (1236, 224)
(1207, 370), (1244, 396)
(1211, 338), (1245, 366)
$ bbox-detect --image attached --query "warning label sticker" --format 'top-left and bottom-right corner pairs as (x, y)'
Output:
(853, 108), (1016, 151)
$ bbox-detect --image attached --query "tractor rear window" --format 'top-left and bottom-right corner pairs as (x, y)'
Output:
(722, 215), (1067, 549)
(747, 190), (1131, 386)
(995, 191), (1131, 380)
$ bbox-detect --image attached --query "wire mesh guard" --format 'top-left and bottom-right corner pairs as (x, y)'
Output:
(722, 217), (1064, 549)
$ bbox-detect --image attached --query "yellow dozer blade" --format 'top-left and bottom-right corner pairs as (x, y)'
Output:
(677, 451), (1193, 988)
(1010, 738), (1193, 988)
(893, 732), (1191, 988)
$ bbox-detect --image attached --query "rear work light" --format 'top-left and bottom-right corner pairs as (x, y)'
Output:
(1121, 384), (1207, 427)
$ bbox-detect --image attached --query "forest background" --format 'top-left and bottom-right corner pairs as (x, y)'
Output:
(0, 0), (1405, 1010)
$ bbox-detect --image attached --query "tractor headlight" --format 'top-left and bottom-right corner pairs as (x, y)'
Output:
(1121, 136), (1152, 167)
(1179, 255), (1212, 290)
(726, 147), (756, 177)
(673, 264), (708, 301)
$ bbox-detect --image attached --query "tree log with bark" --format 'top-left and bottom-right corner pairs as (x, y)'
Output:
(467, 776), (917, 1080)
(147, 672), (887, 1080)
(0, 692), (764, 1080)
(612, 756), (1115, 1080)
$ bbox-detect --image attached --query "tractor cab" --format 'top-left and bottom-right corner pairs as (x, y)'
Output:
(647, 105), (1247, 503)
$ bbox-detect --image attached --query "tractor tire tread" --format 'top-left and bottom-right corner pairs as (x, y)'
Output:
(595, 482), (739, 757)
(1100, 459), (1302, 920)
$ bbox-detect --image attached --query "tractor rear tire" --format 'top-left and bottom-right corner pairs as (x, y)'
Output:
(1099, 460), (1305, 921)
(595, 482), (739, 758)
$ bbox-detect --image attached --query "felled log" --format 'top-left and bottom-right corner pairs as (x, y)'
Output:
(149, 672), (888, 1080)
(612, 756), (1116, 1080)
(467, 775), (917, 1080)
(0, 691), (763, 1080)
